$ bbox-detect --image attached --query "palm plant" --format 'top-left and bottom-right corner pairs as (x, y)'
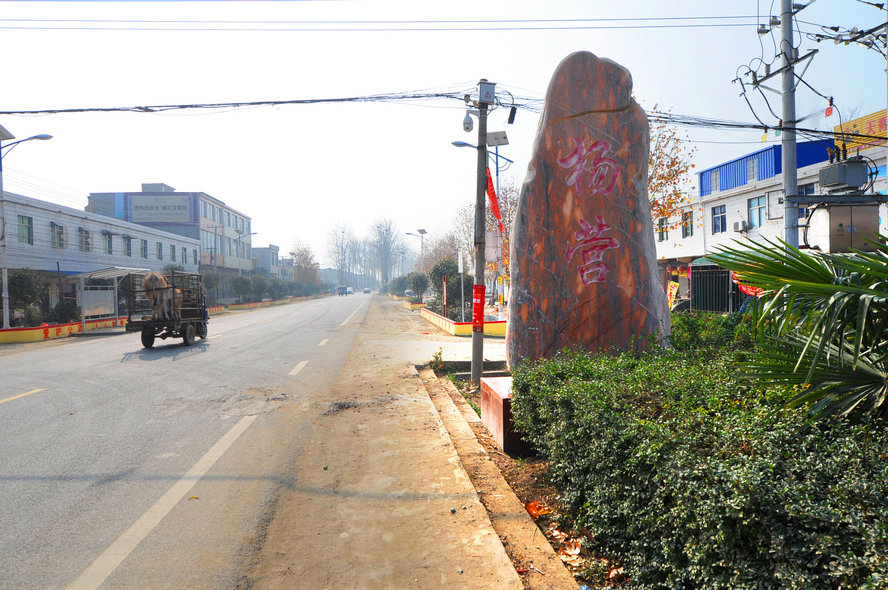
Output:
(708, 236), (888, 421)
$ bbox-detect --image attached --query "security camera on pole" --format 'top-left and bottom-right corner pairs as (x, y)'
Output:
(465, 79), (496, 385)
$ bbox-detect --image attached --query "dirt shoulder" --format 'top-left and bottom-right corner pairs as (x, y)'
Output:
(247, 296), (522, 589)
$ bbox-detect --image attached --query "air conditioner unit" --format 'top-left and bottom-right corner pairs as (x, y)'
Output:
(733, 220), (749, 232)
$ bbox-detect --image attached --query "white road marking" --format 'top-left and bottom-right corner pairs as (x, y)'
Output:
(288, 360), (309, 376)
(318, 338), (329, 347)
(0, 388), (47, 406)
(339, 301), (368, 327)
(66, 415), (257, 590)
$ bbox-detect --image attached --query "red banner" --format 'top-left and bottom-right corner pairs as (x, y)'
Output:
(485, 168), (505, 234)
(472, 284), (486, 333)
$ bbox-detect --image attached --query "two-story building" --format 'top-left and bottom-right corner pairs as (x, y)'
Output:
(656, 111), (888, 311)
(2, 190), (199, 316)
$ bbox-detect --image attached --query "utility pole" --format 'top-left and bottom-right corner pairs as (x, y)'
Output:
(781, 0), (799, 248)
(471, 79), (495, 385)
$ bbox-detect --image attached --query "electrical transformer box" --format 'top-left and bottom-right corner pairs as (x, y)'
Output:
(829, 205), (878, 252)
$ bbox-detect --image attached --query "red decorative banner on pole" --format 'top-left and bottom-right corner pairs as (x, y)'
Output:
(485, 168), (505, 234)
(472, 284), (486, 333)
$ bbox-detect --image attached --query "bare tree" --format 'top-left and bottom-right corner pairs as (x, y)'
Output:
(290, 239), (320, 284)
(453, 179), (520, 279)
(368, 218), (402, 285)
(327, 224), (352, 284)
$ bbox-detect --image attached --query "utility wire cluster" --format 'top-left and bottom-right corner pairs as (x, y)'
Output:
(734, 1), (887, 151)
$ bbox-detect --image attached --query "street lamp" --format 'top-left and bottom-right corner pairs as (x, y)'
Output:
(0, 125), (52, 330)
(405, 229), (427, 273)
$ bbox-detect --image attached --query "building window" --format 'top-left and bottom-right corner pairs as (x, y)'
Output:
(712, 205), (727, 234)
(193, 249), (198, 265)
(17, 216), (33, 245)
(51, 223), (66, 248)
(748, 196), (766, 228)
(140, 239), (148, 258)
(123, 236), (133, 257)
(156, 242), (163, 260)
(710, 170), (720, 193)
(102, 231), (113, 255)
(657, 217), (669, 242)
(170, 244), (176, 262)
(747, 158), (757, 183)
(79, 227), (91, 252)
(798, 182), (816, 218)
(682, 210), (694, 238)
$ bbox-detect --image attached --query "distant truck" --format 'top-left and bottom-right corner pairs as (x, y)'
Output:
(125, 271), (208, 348)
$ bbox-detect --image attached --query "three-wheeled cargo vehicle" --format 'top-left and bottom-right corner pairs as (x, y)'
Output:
(125, 271), (208, 348)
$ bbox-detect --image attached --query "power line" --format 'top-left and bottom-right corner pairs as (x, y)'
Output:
(0, 15), (759, 33)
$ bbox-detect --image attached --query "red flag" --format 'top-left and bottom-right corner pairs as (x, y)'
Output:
(485, 168), (505, 234)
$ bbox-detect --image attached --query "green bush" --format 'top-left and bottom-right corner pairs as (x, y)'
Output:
(49, 299), (80, 324)
(669, 311), (753, 352)
(511, 347), (888, 588)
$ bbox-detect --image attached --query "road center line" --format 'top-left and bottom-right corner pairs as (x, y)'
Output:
(66, 415), (257, 590)
(0, 388), (47, 406)
(288, 360), (308, 376)
(339, 301), (367, 327)
(318, 338), (329, 347)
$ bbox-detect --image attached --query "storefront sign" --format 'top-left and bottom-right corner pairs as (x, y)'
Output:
(472, 284), (486, 333)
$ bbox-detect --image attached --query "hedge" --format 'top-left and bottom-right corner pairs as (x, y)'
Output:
(511, 319), (888, 589)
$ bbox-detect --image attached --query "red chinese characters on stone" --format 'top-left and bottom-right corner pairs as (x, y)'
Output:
(565, 216), (620, 285)
(557, 139), (620, 198)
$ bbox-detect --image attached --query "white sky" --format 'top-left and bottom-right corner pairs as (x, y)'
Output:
(1, 0), (885, 267)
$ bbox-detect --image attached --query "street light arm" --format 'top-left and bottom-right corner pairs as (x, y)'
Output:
(0, 134), (53, 159)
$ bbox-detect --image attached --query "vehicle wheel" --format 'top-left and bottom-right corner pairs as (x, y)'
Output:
(183, 324), (195, 346)
(197, 322), (208, 339)
(141, 329), (155, 348)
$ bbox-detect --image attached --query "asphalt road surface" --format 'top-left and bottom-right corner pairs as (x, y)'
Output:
(0, 294), (370, 589)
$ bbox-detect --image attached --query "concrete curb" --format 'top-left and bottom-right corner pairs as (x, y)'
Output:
(417, 366), (579, 590)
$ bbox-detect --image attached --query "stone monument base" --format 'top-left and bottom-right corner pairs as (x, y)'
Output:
(480, 377), (533, 456)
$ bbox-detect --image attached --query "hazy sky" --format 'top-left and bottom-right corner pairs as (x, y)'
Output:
(1, 0), (885, 267)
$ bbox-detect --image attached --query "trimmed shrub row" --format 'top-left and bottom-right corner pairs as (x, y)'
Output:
(511, 313), (888, 589)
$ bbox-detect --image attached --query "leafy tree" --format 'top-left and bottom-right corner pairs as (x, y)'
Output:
(389, 275), (408, 296)
(406, 272), (429, 302)
(232, 276), (252, 303)
(250, 275), (268, 301)
(709, 237), (888, 421)
(201, 271), (221, 305)
(427, 258), (473, 320)
(8, 268), (45, 325)
(268, 278), (287, 300)
(162, 263), (185, 274)
(647, 105), (697, 230)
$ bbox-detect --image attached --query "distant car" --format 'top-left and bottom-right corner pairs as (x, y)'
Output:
(363, 288), (371, 294)
(346, 287), (354, 295)
(337, 285), (348, 296)
(404, 289), (415, 297)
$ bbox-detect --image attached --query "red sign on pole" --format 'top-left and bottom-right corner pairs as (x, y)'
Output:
(472, 285), (486, 333)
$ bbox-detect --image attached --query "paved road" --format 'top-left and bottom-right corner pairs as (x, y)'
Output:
(0, 295), (370, 589)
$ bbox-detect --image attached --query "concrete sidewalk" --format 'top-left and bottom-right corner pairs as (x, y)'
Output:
(247, 297), (525, 589)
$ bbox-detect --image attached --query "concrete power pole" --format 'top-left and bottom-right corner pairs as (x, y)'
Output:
(782, 0), (800, 248)
(471, 98), (489, 385)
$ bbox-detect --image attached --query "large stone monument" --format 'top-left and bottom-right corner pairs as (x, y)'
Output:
(507, 51), (669, 367)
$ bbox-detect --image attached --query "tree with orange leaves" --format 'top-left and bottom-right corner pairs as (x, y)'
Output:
(648, 106), (697, 230)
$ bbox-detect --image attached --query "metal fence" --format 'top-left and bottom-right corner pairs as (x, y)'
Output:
(690, 265), (743, 313)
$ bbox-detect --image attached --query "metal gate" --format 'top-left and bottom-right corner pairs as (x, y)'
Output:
(690, 264), (743, 313)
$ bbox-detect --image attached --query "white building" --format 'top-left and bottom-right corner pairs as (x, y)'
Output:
(656, 114), (887, 311)
(3, 190), (199, 310)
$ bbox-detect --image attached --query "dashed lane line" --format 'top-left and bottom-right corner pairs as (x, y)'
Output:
(66, 414), (257, 590)
(288, 360), (308, 376)
(318, 338), (329, 347)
